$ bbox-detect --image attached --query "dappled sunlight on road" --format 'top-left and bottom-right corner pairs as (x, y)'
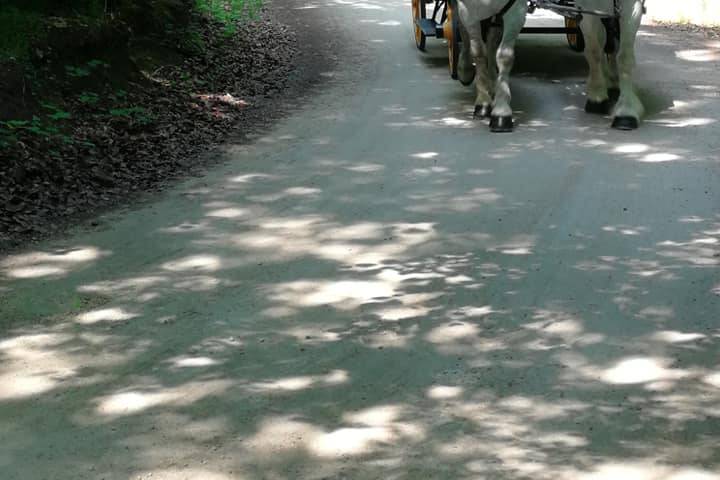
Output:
(1, 3), (719, 480)
(245, 405), (423, 460)
(76, 307), (139, 325)
(571, 463), (720, 480)
(95, 379), (234, 417)
(0, 329), (132, 401)
(676, 49), (720, 63)
(296, 0), (406, 12)
(1, 246), (109, 279)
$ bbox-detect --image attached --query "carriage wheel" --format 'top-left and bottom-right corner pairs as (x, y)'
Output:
(445, 1), (460, 79)
(412, 0), (427, 51)
(565, 18), (585, 52)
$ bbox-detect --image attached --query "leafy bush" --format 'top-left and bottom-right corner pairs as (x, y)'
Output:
(0, 0), (264, 58)
(0, 1), (107, 60)
(2, 0), (106, 17)
(196, 0), (263, 33)
(0, 8), (42, 60)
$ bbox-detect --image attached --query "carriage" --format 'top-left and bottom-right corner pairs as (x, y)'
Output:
(411, 0), (620, 80)
(411, 0), (648, 131)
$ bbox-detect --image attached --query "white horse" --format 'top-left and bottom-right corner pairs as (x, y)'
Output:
(455, 0), (528, 132)
(578, 0), (645, 130)
(455, 0), (645, 132)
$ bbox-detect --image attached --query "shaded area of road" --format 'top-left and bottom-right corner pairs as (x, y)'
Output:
(1, 1), (719, 479)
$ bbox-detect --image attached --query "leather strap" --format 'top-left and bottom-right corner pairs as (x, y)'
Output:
(491, 0), (519, 26)
(498, 0), (519, 17)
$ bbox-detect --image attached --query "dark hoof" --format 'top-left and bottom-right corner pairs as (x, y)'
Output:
(585, 99), (612, 115)
(612, 116), (639, 130)
(608, 88), (621, 102)
(473, 104), (492, 119)
(490, 115), (514, 133)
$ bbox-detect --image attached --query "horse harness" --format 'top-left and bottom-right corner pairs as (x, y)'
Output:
(485, 0), (645, 40)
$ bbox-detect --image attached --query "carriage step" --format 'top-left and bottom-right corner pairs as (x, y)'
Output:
(417, 18), (442, 38)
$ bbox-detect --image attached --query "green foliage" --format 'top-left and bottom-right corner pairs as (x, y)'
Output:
(0, 7), (43, 60)
(0, 0), (260, 59)
(109, 106), (154, 125)
(78, 92), (100, 104)
(65, 60), (108, 78)
(0, 2), (108, 59)
(4, 120), (30, 129)
(49, 111), (72, 120)
(195, 0), (263, 33)
(87, 59), (110, 68)
(0, 101), (75, 146)
(65, 66), (91, 78)
(181, 29), (206, 55)
(1, 116), (59, 139)
(109, 89), (128, 101)
(2, 1), (106, 18)
(41, 102), (72, 120)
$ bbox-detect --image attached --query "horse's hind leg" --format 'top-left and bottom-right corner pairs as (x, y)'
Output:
(457, 22), (476, 86)
(582, 15), (612, 114)
(612, 0), (645, 130)
(464, 22), (494, 118)
(489, 0), (526, 132)
(607, 51), (620, 101)
(486, 22), (501, 93)
(603, 18), (621, 100)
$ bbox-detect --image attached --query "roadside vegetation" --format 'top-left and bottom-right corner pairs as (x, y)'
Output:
(0, 0), (264, 62)
(0, 0), (304, 251)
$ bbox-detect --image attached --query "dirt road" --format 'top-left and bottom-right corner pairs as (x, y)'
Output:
(1, 1), (719, 479)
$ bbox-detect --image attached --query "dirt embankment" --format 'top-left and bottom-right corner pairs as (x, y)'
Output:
(0, 0), (342, 252)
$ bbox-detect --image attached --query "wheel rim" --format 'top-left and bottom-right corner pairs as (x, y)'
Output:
(566, 18), (580, 50)
(445, 2), (459, 79)
(445, 3), (455, 76)
(412, 0), (425, 48)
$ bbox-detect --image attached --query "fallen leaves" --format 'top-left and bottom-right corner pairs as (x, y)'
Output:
(0, 10), (298, 250)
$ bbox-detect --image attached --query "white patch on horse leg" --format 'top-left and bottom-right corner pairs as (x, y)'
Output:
(491, 3), (526, 118)
(613, 0), (645, 121)
(582, 16), (609, 103)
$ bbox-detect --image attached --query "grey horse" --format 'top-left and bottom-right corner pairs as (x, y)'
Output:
(455, 0), (645, 131)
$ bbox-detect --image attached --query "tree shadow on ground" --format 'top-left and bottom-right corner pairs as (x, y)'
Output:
(1, 3), (719, 480)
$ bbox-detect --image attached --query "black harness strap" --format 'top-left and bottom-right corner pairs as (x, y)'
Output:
(498, 0), (519, 17)
(491, 0), (519, 26)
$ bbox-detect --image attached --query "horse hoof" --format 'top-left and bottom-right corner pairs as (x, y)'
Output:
(474, 104), (492, 119)
(490, 116), (514, 133)
(608, 88), (621, 102)
(585, 99), (612, 115)
(612, 116), (639, 130)
(459, 71), (476, 87)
